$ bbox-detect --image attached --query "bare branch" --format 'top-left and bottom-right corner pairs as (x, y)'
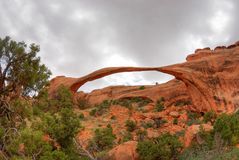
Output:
(73, 138), (97, 160)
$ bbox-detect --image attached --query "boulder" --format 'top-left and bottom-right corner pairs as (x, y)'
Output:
(184, 124), (213, 147)
(107, 141), (139, 160)
(169, 111), (180, 118)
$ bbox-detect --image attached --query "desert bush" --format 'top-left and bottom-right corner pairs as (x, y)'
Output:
(89, 100), (112, 116)
(33, 89), (52, 113)
(179, 113), (239, 160)
(79, 113), (85, 120)
(5, 128), (53, 159)
(0, 126), (4, 146)
(175, 130), (185, 137)
(45, 108), (81, 147)
(34, 85), (73, 113)
(54, 85), (73, 109)
(113, 98), (132, 109)
(142, 122), (154, 129)
(137, 133), (182, 160)
(110, 115), (116, 120)
(113, 97), (151, 109)
(39, 150), (68, 160)
(186, 111), (201, 126)
(213, 113), (239, 145)
(179, 144), (239, 160)
(77, 98), (89, 110)
(139, 86), (145, 90)
(89, 108), (97, 116)
(10, 99), (33, 119)
(154, 118), (167, 128)
(173, 118), (178, 125)
(125, 120), (137, 132)
(88, 125), (116, 151)
(122, 131), (133, 143)
(203, 110), (217, 123)
(154, 97), (165, 112)
(136, 129), (147, 141)
(175, 100), (192, 107)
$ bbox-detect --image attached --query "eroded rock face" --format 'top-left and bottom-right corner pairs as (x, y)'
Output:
(83, 79), (189, 107)
(184, 124), (213, 147)
(159, 43), (239, 113)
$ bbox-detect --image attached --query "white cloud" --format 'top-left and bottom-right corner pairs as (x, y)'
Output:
(209, 10), (230, 34)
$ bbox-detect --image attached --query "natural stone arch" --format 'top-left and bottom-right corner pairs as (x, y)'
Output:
(48, 67), (162, 95)
(48, 42), (239, 113)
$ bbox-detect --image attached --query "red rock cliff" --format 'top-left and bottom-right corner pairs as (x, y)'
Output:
(159, 42), (239, 113)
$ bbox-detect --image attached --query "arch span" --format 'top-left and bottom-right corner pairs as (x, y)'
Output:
(48, 67), (162, 95)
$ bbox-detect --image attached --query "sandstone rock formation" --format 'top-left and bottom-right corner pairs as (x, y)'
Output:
(184, 124), (213, 147)
(83, 79), (189, 107)
(48, 41), (239, 113)
(159, 42), (239, 113)
(107, 141), (139, 160)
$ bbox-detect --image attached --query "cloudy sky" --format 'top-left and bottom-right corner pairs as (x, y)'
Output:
(0, 0), (238, 92)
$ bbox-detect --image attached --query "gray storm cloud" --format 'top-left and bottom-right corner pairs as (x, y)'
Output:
(0, 0), (238, 92)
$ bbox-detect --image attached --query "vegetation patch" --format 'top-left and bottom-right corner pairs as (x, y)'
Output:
(154, 97), (165, 112)
(87, 125), (116, 152)
(137, 133), (182, 160)
(125, 120), (137, 132)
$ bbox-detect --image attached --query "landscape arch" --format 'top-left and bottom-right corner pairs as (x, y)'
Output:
(48, 67), (165, 95)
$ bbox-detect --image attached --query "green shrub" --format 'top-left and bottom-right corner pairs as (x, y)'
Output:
(113, 97), (151, 109)
(0, 126), (4, 144)
(33, 89), (52, 113)
(77, 98), (89, 110)
(203, 111), (217, 123)
(154, 118), (167, 128)
(89, 108), (97, 116)
(136, 129), (147, 141)
(79, 113), (85, 120)
(173, 118), (178, 125)
(186, 111), (201, 126)
(10, 99), (33, 119)
(39, 150), (68, 160)
(110, 115), (116, 120)
(179, 145), (239, 160)
(122, 131), (132, 143)
(217, 148), (239, 160)
(142, 122), (154, 129)
(113, 99), (132, 109)
(5, 128), (52, 159)
(139, 86), (145, 90)
(34, 85), (73, 113)
(88, 125), (116, 151)
(45, 108), (81, 147)
(89, 100), (112, 116)
(213, 113), (239, 145)
(179, 114), (239, 160)
(154, 98), (165, 112)
(55, 85), (73, 109)
(175, 100), (192, 107)
(125, 120), (137, 132)
(137, 133), (182, 160)
(175, 130), (185, 137)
